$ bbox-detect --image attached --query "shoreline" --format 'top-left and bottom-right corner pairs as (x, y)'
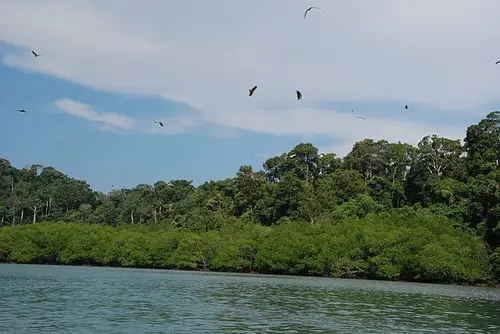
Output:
(1, 220), (497, 288)
(2, 261), (499, 288)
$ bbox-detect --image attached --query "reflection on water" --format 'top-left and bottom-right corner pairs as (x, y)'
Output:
(1, 264), (499, 333)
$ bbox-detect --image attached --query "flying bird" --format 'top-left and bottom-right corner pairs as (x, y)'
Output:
(352, 109), (366, 119)
(405, 104), (409, 110)
(17, 109), (26, 113)
(249, 85), (257, 96)
(154, 121), (164, 127)
(496, 61), (500, 64)
(31, 50), (42, 58)
(304, 6), (320, 19)
(296, 90), (303, 100)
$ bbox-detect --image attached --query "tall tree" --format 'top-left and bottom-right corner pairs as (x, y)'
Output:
(343, 139), (385, 182)
(464, 111), (500, 177)
(263, 154), (291, 183)
(287, 143), (319, 182)
(416, 135), (462, 178)
(317, 153), (342, 177)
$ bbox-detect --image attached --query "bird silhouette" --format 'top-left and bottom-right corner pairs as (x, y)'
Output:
(154, 121), (164, 127)
(304, 6), (320, 19)
(352, 109), (366, 119)
(31, 50), (42, 58)
(249, 85), (257, 96)
(17, 109), (26, 113)
(496, 61), (500, 65)
(405, 105), (409, 110)
(296, 90), (303, 100)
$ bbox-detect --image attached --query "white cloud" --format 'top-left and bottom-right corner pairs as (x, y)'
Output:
(55, 98), (200, 135)
(1, 0), (499, 153)
(55, 99), (134, 130)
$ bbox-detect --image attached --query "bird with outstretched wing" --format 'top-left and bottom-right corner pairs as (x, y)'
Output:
(249, 85), (257, 96)
(352, 109), (366, 119)
(304, 6), (320, 19)
(31, 50), (43, 57)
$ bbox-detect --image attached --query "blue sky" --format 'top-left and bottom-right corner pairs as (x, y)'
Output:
(0, 58), (305, 191)
(1, 0), (500, 193)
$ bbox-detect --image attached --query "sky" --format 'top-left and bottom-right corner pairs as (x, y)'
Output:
(1, 0), (500, 193)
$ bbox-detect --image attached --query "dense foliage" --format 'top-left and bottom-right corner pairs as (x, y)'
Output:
(1, 112), (500, 284)
(0, 215), (491, 284)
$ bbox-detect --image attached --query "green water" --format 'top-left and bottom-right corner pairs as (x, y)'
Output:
(1, 264), (499, 333)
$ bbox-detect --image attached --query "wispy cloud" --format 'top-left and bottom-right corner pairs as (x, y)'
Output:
(2, 0), (499, 154)
(55, 99), (135, 130)
(55, 98), (200, 135)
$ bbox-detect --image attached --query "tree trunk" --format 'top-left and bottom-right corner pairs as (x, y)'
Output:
(153, 208), (157, 224)
(249, 206), (254, 223)
(1, 215), (4, 225)
(20, 209), (24, 221)
(392, 168), (398, 184)
(130, 211), (134, 224)
(48, 197), (53, 215)
(33, 205), (37, 224)
(201, 255), (207, 269)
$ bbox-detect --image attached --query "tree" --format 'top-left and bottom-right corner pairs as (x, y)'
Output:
(343, 139), (385, 182)
(406, 135), (463, 206)
(318, 153), (342, 177)
(234, 165), (265, 222)
(380, 142), (416, 183)
(274, 172), (304, 220)
(263, 153), (291, 183)
(464, 111), (500, 177)
(316, 169), (368, 211)
(417, 135), (462, 178)
(287, 143), (319, 182)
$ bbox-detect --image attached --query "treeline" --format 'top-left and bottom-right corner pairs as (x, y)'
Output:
(1, 112), (500, 283)
(0, 212), (492, 284)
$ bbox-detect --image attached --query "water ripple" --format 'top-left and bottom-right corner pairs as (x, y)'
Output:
(1, 264), (499, 333)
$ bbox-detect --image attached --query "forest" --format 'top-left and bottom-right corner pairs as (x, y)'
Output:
(1, 112), (500, 285)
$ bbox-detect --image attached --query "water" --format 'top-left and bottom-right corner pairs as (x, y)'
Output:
(1, 264), (499, 333)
